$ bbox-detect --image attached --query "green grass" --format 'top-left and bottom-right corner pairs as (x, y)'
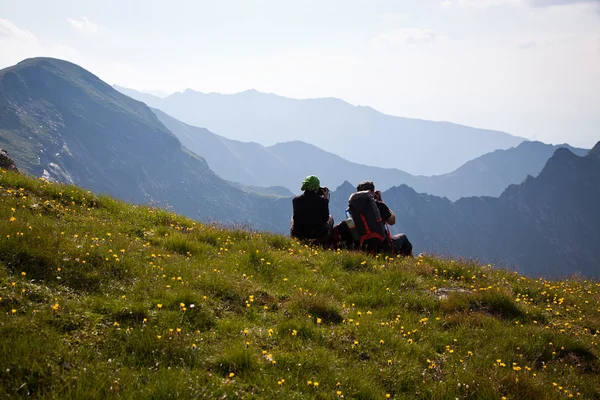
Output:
(1, 169), (599, 399)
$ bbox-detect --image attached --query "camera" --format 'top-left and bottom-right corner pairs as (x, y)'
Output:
(317, 186), (329, 199)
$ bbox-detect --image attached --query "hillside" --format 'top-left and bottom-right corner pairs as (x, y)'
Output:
(154, 108), (582, 200)
(371, 144), (600, 278)
(1, 169), (600, 399)
(0, 58), (289, 232)
(115, 86), (525, 176)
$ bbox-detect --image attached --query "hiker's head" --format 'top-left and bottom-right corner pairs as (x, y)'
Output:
(301, 175), (321, 192)
(357, 181), (375, 192)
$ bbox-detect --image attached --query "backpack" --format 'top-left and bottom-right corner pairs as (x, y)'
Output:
(347, 191), (388, 252)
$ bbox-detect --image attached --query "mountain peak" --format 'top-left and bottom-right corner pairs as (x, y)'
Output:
(334, 180), (355, 193)
(588, 141), (600, 159)
(17, 56), (75, 67)
(539, 147), (579, 173)
(551, 146), (577, 159)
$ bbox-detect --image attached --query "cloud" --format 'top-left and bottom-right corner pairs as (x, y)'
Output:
(517, 41), (537, 49)
(67, 17), (99, 34)
(527, 0), (599, 7)
(371, 29), (442, 46)
(0, 18), (38, 44)
(0, 19), (80, 70)
(458, 0), (521, 7)
(449, 0), (599, 11)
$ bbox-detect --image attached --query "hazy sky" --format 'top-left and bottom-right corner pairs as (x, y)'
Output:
(1, 0), (599, 147)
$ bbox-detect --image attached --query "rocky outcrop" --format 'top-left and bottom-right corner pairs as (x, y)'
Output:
(0, 148), (18, 172)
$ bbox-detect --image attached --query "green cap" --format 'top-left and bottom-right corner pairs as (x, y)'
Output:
(301, 175), (320, 191)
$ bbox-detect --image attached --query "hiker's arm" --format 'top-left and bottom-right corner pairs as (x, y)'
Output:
(386, 209), (396, 226)
(322, 197), (330, 222)
(377, 200), (396, 226)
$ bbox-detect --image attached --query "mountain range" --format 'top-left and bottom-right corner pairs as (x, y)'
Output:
(327, 145), (600, 278)
(1, 58), (598, 278)
(114, 85), (526, 176)
(0, 58), (287, 231)
(152, 108), (586, 200)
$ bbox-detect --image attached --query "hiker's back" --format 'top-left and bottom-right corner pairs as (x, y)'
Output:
(347, 191), (387, 252)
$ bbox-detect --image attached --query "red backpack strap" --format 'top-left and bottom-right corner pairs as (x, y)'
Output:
(359, 213), (385, 244)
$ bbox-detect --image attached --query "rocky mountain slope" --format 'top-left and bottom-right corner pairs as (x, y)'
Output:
(0, 58), (287, 231)
(369, 144), (600, 278)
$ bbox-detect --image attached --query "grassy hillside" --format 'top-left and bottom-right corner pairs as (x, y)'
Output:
(1, 168), (599, 399)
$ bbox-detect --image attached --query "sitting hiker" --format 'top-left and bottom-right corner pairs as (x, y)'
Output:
(345, 181), (413, 256)
(290, 175), (334, 244)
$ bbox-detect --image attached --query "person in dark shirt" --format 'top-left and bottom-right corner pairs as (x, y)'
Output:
(356, 181), (413, 256)
(290, 175), (334, 243)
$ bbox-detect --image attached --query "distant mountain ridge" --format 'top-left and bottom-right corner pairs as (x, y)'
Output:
(337, 145), (600, 278)
(152, 107), (586, 200)
(114, 86), (526, 176)
(0, 58), (289, 231)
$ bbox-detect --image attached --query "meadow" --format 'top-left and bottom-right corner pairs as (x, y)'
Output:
(1, 168), (599, 399)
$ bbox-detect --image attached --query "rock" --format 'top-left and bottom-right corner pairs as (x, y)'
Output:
(0, 148), (18, 172)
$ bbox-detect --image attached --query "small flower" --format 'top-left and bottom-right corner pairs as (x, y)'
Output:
(229, 372), (235, 378)
(157, 304), (163, 309)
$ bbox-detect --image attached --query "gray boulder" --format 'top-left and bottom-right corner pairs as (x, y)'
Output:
(0, 148), (18, 172)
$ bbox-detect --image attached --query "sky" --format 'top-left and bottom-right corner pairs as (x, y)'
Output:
(1, 0), (599, 148)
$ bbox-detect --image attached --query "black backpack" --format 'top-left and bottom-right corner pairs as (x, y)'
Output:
(347, 191), (388, 252)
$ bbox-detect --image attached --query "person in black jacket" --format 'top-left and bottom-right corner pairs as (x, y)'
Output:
(290, 175), (333, 243)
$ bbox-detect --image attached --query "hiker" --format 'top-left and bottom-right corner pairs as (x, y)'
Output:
(344, 181), (413, 256)
(290, 175), (334, 245)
